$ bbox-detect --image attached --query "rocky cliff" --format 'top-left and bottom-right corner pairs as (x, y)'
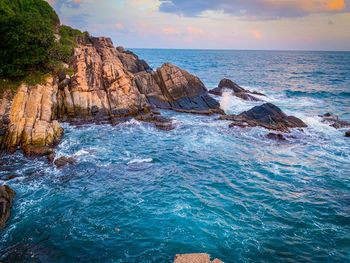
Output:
(0, 37), (222, 156)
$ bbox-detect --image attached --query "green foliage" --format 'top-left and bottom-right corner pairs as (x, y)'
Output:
(0, 0), (88, 92)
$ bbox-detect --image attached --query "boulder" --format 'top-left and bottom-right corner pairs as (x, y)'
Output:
(136, 63), (223, 114)
(209, 78), (264, 101)
(221, 103), (307, 132)
(0, 185), (15, 228)
(54, 156), (77, 168)
(174, 253), (223, 263)
(320, 113), (350, 129)
(345, 131), (350, 137)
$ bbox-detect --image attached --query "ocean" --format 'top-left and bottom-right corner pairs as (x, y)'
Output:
(1, 50), (350, 262)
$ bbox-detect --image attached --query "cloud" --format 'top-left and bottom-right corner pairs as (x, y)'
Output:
(159, 0), (350, 19)
(251, 30), (262, 39)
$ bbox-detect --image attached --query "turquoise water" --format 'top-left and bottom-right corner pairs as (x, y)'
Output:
(1, 50), (350, 262)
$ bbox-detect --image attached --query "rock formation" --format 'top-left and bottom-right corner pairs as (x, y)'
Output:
(345, 131), (350, 137)
(221, 103), (307, 132)
(266, 132), (287, 141)
(0, 77), (63, 156)
(135, 63), (223, 114)
(209, 78), (265, 101)
(54, 156), (77, 168)
(174, 253), (223, 263)
(0, 185), (15, 229)
(0, 37), (222, 156)
(319, 113), (350, 129)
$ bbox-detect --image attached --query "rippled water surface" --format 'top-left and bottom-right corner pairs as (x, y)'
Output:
(1, 50), (350, 262)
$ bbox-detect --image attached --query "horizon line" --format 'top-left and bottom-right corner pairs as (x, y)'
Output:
(127, 47), (350, 52)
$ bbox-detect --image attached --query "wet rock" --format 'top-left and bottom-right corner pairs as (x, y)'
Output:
(221, 103), (307, 132)
(266, 132), (287, 141)
(345, 131), (350, 137)
(0, 185), (15, 228)
(319, 113), (350, 129)
(54, 156), (77, 168)
(174, 253), (223, 263)
(209, 78), (264, 101)
(136, 113), (174, 131)
(47, 152), (55, 163)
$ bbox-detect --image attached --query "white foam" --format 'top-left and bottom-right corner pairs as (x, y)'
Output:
(127, 158), (153, 165)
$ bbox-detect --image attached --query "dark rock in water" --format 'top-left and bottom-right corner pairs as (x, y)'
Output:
(136, 113), (174, 131)
(0, 174), (16, 181)
(54, 156), (77, 168)
(22, 145), (54, 157)
(209, 78), (265, 101)
(221, 103), (307, 132)
(0, 241), (56, 263)
(174, 253), (223, 263)
(0, 185), (15, 228)
(266, 133), (287, 141)
(47, 153), (55, 163)
(135, 63), (223, 114)
(319, 113), (350, 129)
(345, 131), (350, 137)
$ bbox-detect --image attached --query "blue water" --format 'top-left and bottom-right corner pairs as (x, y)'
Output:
(1, 50), (350, 262)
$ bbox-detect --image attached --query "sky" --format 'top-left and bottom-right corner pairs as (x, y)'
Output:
(47, 0), (350, 51)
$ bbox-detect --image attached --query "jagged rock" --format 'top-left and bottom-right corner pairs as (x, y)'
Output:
(266, 132), (287, 141)
(54, 156), (77, 168)
(58, 37), (150, 122)
(115, 46), (153, 74)
(209, 78), (264, 101)
(174, 253), (223, 263)
(0, 77), (63, 156)
(136, 63), (223, 114)
(320, 113), (350, 129)
(221, 103), (307, 132)
(345, 131), (350, 137)
(0, 185), (15, 228)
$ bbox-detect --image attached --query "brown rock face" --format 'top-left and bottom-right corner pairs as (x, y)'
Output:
(136, 63), (223, 114)
(0, 185), (15, 229)
(221, 103), (307, 132)
(0, 77), (63, 155)
(174, 253), (223, 263)
(209, 78), (265, 101)
(57, 37), (150, 122)
(116, 46), (153, 74)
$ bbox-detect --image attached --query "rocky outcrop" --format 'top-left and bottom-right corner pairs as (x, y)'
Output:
(136, 63), (223, 114)
(0, 185), (15, 229)
(0, 37), (222, 156)
(319, 113), (350, 129)
(57, 37), (150, 123)
(209, 78), (264, 101)
(174, 253), (223, 263)
(221, 103), (307, 132)
(0, 77), (63, 156)
(266, 132), (287, 141)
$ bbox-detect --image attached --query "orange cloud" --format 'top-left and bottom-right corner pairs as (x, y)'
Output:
(251, 30), (262, 40)
(162, 26), (180, 35)
(327, 0), (346, 11)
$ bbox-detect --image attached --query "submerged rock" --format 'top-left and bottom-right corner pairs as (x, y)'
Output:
(345, 131), (350, 137)
(266, 132), (287, 141)
(221, 103), (307, 132)
(319, 113), (350, 129)
(209, 78), (265, 101)
(0, 185), (15, 228)
(135, 113), (174, 131)
(174, 253), (223, 263)
(54, 156), (77, 168)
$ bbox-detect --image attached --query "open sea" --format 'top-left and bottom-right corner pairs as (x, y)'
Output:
(1, 50), (350, 262)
